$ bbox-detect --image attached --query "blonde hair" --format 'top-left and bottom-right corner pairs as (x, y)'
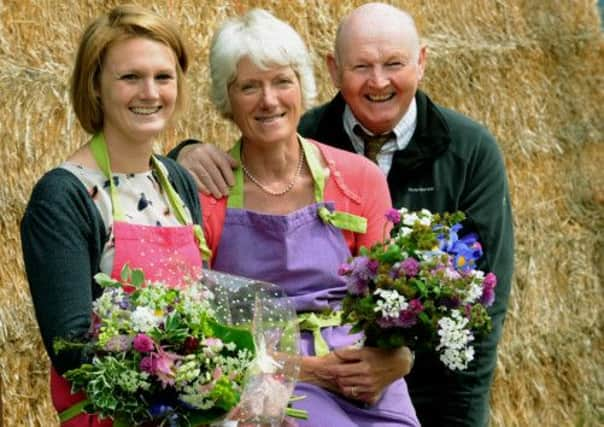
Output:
(70, 4), (189, 134)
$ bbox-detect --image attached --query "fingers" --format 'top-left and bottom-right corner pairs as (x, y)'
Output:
(177, 143), (236, 197)
(332, 346), (362, 362)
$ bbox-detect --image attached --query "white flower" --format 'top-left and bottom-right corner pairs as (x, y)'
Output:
(436, 310), (475, 371)
(417, 209), (434, 226)
(398, 226), (413, 237)
(463, 280), (484, 304)
(469, 270), (485, 281)
(93, 288), (126, 318)
(130, 306), (160, 332)
(402, 212), (420, 226)
(373, 288), (408, 318)
(443, 266), (462, 280)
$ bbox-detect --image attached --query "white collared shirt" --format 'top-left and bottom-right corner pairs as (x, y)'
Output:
(343, 98), (417, 175)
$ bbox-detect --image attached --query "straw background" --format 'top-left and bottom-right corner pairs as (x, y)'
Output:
(0, 0), (602, 425)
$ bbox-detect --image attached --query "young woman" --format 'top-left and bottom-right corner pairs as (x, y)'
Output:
(21, 5), (203, 426)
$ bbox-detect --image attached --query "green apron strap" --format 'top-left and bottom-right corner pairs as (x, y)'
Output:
(149, 155), (211, 261)
(58, 399), (89, 423)
(150, 156), (190, 225)
(90, 133), (211, 261)
(300, 137), (367, 234)
(226, 136), (367, 233)
(298, 311), (342, 356)
(227, 140), (245, 209)
(90, 133), (124, 220)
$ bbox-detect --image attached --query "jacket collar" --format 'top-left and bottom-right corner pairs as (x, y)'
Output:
(315, 90), (451, 169)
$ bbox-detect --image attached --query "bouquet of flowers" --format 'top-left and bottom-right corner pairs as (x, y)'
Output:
(338, 208), (497, 371)
(55, 266), (303, 426)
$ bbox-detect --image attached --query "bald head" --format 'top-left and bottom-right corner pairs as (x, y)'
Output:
(335, 3), (420, 65)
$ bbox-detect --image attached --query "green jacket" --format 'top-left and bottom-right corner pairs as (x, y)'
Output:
(21, 156), (201, 374)
(299, 90), (515, 427)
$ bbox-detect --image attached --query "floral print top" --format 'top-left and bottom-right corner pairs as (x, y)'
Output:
(61, 162), (191, 275)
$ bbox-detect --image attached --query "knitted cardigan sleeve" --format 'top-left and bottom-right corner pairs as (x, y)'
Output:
(21, 168), (107, 374)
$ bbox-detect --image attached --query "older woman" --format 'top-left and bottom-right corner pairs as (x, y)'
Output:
(201, 9), (419, 427)
(20, 6), (204, 426)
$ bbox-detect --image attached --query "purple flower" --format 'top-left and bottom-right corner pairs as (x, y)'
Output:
(140, 355), (157, 373)
(443, 295), (462, 309)
(480, 272), (497, 306)
(338, 263), (353, 276)
(398, 299), (424, 327)
(342, 256), (377, 295)
(377, 317), (397, 328)
(408, 298), (424, 313)
(133, 333), (154, 353)
(368, 259), (379, 274)
(385, 208), (401, 224)
(398, 310), (418, 327)
(400, 257), (420, 277)
(377, 299), (424, 328)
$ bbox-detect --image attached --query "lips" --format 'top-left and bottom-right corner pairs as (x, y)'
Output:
(130, 106), (162, 115)
(366, 93), (395, 102)
(255, 112), (286, 123)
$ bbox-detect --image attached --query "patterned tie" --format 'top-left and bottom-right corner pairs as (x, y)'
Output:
(353, 125), (394, 163)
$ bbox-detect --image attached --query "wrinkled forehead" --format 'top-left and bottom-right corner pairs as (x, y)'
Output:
(338, 11), (418, 56)
(337, 24), (418, 63)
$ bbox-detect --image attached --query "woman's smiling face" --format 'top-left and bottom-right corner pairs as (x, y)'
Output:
(98, 37), (178, 143)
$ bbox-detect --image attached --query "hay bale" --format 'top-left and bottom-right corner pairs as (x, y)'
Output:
(0, 1), (602, 425)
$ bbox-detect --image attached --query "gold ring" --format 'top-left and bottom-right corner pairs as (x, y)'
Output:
(350, 386), (357, 397)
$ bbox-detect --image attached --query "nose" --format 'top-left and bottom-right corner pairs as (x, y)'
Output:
(369, 66), (389, 88)
(141, 78), (159, 98)
(260, 85), (278, 107)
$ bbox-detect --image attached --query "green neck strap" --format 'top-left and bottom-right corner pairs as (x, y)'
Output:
(227, 136), (366, 233)
(89, 133), (211, 261)
(90, 133), (189, 224)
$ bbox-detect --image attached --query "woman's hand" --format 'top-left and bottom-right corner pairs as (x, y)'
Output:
(328, 346), (414, 405)
(297, 352), (347, 394)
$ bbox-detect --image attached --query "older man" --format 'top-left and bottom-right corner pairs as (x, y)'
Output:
(172, 3), (514, 426)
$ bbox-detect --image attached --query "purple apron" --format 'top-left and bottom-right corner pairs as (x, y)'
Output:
(212, 139), (419, 427)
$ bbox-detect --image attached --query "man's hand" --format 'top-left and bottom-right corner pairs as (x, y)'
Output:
(177, 143), (238, 198)
(327, 346), (414, 405)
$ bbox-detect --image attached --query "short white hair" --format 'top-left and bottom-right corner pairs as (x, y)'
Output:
(210, 9), (317, 117)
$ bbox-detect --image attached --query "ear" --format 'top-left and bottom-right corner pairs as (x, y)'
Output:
(416, 45), (427, 82)
(326, 52), (342, 88)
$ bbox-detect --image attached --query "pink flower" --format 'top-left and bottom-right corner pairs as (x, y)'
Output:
(385, 208), (401, 224)
(140, 355), (157, 373)
(212, 366), (223, 380)
(154, 348), (180, 388)
(400, 258), (420, 277)
(202, 338), (224, 356)
(480, 272), (497, 306)
(133, 333), (154, 353)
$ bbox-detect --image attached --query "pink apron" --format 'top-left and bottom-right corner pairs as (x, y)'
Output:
(51, 134), (205, 426)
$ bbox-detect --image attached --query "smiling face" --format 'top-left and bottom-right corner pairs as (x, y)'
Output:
(98, 37), (178, 144)
(328, 9), (426, 135)
(228, 57), (302, 146)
